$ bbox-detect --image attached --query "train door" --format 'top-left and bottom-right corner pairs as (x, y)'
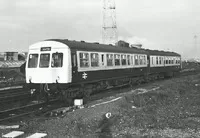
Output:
(99, 53), (106, 80)
(100, 53), (106, 68)
(147, 55), (150, 74)
(71, 52), (78, 82)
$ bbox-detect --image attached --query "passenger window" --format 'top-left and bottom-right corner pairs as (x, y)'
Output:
(101, 54), (104, 66)
(121, 55), (127, 65)
(159, 57), (161, 64)
(28, 54), (38, 68)
(127, 55), (131, 65)
(141, 56), (143, 65)
(106, 54), (113, 66)
(130, 56), (133, 65)
(139, 55), (142, 65)
(114, 54), (120, 66)
(91, 53), (99, 67)
(143, 56), (146, 65)
(39, 54), (50, 68)
(152, 57), (154, 65)
(156, 57), (158, 64)
(79, 53), (89, 68)
(134, 55), (139, 65)
(51, 53), (63, 67)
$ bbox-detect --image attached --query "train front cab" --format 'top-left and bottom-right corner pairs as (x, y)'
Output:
(26, 41), (72, 95)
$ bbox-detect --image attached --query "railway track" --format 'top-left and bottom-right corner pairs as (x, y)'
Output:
(0, 69), (199, 122)
(0, 88), (31, 103)
(0, 99), (59, 122)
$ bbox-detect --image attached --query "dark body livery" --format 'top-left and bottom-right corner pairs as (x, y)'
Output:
(26, 39), (181, 100)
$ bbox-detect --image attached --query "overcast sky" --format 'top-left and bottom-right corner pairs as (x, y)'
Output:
(0, 0), (200, 58)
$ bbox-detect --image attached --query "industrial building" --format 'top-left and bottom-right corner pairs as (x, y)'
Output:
(0, 52), (27, 87)
(0, 52), (27, 61)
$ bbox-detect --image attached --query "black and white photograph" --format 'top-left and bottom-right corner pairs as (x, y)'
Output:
(0, 0), (200, 137)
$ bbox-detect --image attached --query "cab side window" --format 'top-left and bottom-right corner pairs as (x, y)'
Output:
(79, 53), (89, 67)
(51, 53), (63, 67)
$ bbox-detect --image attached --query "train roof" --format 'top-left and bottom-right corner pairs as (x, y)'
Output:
(34, 39), (181, 57)
(144, 49), (181, 57)
(47, 39), (148, 54)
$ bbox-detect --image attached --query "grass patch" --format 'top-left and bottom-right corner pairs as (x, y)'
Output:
(117, 74), (200, 131)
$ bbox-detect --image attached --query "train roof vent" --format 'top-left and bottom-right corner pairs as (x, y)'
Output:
(93, 42), (99, 44)
(81, 40), (85, 43)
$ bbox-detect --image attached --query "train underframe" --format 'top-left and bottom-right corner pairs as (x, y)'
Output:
(27, 71), (180, 105)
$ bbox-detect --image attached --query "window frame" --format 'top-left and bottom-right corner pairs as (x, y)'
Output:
(90, 53), (99, 67)
(121, 54), (127, 66)
(114, 54), (121, 66)
(79, 52), (90, 68)
(106, 53), (114, 66)
(134, 55), (139, 65)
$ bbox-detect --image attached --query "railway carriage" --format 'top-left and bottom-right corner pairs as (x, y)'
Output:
(146, 50), (181, 79)
(25, 39), (181, 101)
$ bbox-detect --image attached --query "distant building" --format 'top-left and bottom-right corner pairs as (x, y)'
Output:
(130, 44), (142, 49)
(116, 40), (129, 47)
(0, 60), (25, 85)
(0, 52), (27, 61)
(0, 53), (5, 61)
(4, 52), (18, 61)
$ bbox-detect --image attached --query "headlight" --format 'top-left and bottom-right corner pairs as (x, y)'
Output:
(56, 76), (60, 83)
(30, 89), (36, 94)
(29, 76), (32, 83)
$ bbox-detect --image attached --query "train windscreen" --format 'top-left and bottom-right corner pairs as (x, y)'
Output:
(39, 54), (50, 68)
(28, 54), (38, 68)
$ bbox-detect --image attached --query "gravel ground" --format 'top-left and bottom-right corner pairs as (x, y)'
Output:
(1, 73), (200, 137)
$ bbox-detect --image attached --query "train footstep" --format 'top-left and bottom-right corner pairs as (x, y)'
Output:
(26, 132), (47, 138)
(2, 131), (24, 138)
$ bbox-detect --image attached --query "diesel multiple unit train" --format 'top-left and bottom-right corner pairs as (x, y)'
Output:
(26, 39), (181, 101)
